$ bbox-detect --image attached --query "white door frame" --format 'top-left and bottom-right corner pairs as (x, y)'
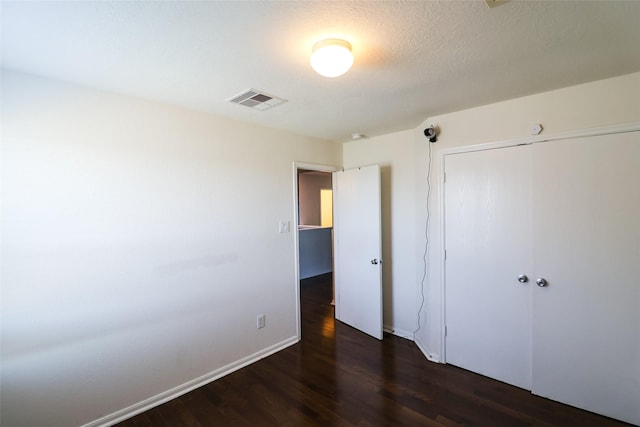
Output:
(438, 121), (640, 363)
(292, 161), (340, 340)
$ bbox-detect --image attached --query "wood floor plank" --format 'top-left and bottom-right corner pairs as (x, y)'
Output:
(116, 274), (633, 426)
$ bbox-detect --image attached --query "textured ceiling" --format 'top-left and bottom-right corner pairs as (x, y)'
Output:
(2, 1), (639, 141)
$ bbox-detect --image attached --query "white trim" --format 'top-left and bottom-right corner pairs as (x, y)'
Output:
(438, 149), (447, 364)
(383, 325), (414, 341)
(292, 161), (340, 340)
(83, 336), (299, 427)
(437, 121), (640, 365)
(331, 171), (341, 322)
(414, 335), (442, 363)
(294, 162), (341, 173)
(438, 121), (640, 157)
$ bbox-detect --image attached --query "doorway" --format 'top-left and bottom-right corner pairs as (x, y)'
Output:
(293, 163), (339, 340)
(298, 169), (334, 279)
(293, 163), (384, 341)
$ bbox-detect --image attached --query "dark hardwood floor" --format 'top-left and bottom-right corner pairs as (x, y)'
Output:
(117, 274), (632, 426)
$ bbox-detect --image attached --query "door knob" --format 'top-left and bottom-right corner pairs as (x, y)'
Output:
(371, 259), (379, 265)
(518, 274), (528, 283)
(536, 278), (548, 287)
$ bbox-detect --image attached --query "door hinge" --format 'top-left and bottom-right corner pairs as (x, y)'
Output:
(443, 172), (446, 183)
(445, 326), (448, 336)
(444, 249), (447, 260)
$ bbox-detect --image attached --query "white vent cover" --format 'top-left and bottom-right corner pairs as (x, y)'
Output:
(227, 89), (287, 111)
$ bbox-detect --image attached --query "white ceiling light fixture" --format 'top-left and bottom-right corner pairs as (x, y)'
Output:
(310, 38), (354, 78)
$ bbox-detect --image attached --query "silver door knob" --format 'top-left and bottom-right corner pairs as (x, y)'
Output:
(536, 278), (548, 287)
(370, 259), (378, 265)
(518, 274), (528, 283)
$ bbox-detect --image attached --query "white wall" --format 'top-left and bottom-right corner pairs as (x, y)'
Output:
(413, 72), (640, 360)
(3, 67), (638, 426)
(341, 72), (640, 359)
(0, 70), (341, 426)
(343, 130), (420, 339)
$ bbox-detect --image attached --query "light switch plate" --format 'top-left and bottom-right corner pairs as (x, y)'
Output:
(257, 314), (266, 329)
(279, 221), (290, 233)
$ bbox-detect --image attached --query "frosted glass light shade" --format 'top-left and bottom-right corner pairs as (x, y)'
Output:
(310, 39), (353, 78)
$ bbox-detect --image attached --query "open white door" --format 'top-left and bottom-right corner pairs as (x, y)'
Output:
(333, 165), (383, 340)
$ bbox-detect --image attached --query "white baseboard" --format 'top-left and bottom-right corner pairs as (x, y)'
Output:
(383, 325), (414, 341)
(383, 326), (443, 364)
(414, 335), (442, 363)
(82, 336), (300, 427)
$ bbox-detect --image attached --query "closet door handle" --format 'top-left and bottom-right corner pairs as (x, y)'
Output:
(536, 278), (548, 287)
(518, 274), (528, 283)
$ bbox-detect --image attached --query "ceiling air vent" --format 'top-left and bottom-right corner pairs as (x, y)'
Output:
(227, 89), (287, 111)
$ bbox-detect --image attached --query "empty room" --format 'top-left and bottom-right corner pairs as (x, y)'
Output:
(1, 1), (639, 426)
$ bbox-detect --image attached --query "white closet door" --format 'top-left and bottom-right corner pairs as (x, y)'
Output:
(532, 132), (640, 425)
(444, 145), (533, 389)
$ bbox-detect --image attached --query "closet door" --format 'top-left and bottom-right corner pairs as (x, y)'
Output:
(531, 131), (640, 425)
(444, 145), (533, 390)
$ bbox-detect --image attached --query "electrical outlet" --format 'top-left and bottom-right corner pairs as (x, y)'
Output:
(257, 314), (266, 329)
